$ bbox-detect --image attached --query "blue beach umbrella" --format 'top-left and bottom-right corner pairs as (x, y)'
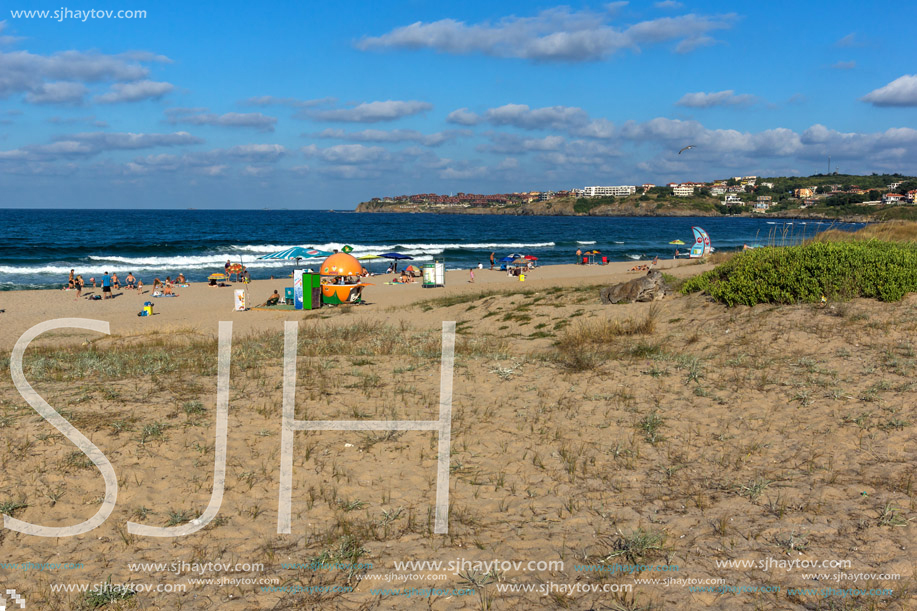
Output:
(258, 246), (316, 260)
(380, 252), (413, 260)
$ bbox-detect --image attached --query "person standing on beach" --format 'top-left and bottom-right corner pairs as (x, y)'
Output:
(68, 269), (75, 288)
(490, 252), (495, 270)
(224, 260), (231, 274)
(576, 248), (582, 264)
(74, 275), (83, 300)
(469, 268), (475, 283)
(101, 271), (112, 299)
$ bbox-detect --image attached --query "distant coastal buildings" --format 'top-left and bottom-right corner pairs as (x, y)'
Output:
(361, 173), (917, 213)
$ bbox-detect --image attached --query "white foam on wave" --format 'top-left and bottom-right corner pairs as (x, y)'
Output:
(231, 241), (556, 255)
(0, 254), (434, 277)
(576, 240), (597, 245)
(626, 254), (641, 260)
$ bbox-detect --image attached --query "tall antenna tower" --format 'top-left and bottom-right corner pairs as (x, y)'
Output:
(828, 156), (831, 175)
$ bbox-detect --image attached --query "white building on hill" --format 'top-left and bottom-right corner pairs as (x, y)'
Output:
(583, 185), (637, 197)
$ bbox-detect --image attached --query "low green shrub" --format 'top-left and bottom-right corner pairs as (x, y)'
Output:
(682, 240), (917, 305)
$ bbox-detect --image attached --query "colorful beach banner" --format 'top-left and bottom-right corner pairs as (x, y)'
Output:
(293, 269), (304, 310)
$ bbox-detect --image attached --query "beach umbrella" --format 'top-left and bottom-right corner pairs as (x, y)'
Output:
(208, 273), (227, 281)
(306, 248), (334, 257)
(524, 255), (538, 260)
(499, 256), (516, 263)
(357, 254), (382, 260)
(668, 239), (685, 245)
(258, 246), (316, 260)
(380, 252), (413, 260)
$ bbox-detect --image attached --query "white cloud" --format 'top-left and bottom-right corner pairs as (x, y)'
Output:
(0, 131), (201, 161)
(308, 100), (433, 122)
(223, 144), (287, 162)
(861, 75), (917, 107)
(313, 128), (468, 146)
(446, 107), (482, 126)
(0, 44), (177, 107)
(655, 0), (683, 8)
(0, 20), (22, 45)
(0, 49), (151, 100)
(166, 108), (278, 132)
(466, 103), (614, 138)
(48, 115), (108, 127)
(357, 7), (736, 62)
(835, 33), (860, 48)
(24, 81), (87, 104)
(831, 60), (856, 70)
(675, 90), (757, 108)
(242, 95), (336, 108)
(95, 80), (173, 103)
(122, 145), (288, 174)
(302, 143), (391, 164)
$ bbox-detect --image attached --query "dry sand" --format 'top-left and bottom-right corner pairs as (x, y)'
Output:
(0, 259), (914, 610)
(0, 260), (687, 349)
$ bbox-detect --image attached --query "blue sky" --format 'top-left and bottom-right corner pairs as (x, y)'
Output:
(1, 0), (915, 208)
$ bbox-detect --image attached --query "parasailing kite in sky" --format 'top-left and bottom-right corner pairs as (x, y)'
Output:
(678, 145), (696, 154)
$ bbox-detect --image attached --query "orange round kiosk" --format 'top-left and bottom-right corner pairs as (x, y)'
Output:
(319, 252), (369, 305)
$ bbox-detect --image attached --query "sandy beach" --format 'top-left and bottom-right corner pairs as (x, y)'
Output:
(0, 260), (700, 350)
(0, 258), (913, 610)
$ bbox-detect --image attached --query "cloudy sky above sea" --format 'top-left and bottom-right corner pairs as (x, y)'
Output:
(1, 0), (916, 208)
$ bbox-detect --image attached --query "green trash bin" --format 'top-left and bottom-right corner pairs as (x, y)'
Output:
(302, 273), (322, 310)
(422, 264), (436, 287)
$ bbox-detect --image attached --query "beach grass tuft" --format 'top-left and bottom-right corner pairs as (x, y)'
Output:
(549, 306), (658, 371)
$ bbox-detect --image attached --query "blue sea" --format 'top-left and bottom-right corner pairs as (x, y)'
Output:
(0, 209), (862, 290)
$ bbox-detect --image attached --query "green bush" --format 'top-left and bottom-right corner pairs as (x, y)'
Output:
(574, 197), (613, 214)
(681, 240), (917, 305)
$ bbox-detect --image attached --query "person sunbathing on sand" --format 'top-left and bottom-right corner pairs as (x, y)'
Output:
(265, 290), (280, 306)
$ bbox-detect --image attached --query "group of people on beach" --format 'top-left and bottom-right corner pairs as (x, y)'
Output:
(64, 269), (187, 300)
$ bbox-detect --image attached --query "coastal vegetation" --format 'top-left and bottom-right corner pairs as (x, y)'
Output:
(683, 224), (917, 305)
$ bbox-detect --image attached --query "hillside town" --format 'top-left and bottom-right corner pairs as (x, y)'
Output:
(365, 175), (917, 214)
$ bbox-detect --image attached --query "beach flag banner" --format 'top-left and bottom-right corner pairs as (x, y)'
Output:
(293, 269), (304, 310)
(234, 290), (247, 311)
(341, 245), (354, 254)
(689, 226), (711, 258)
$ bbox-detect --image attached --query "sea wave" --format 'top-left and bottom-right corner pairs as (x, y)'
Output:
(0, 254), (434, 277)
(229, 241), (556, 255)
(576, 240), (597, 245)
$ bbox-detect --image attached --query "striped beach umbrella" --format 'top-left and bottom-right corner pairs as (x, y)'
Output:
(258, 247), (316, 260)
